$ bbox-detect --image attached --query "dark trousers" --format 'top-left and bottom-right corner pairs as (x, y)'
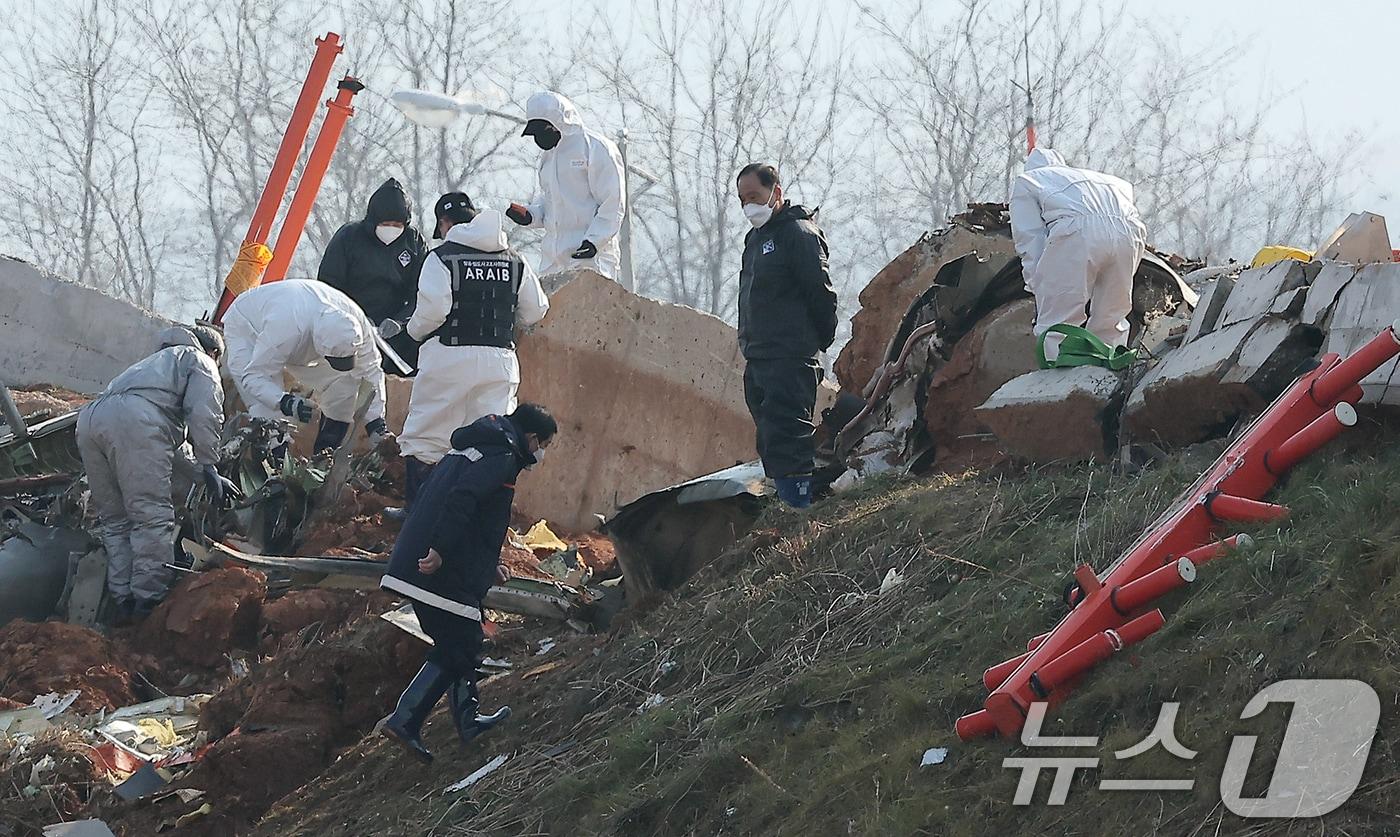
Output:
(743, 357), (822, 478)
(413, 600), (483, 680)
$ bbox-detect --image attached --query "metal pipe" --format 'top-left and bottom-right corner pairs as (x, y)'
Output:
(264, 76), (365, 283)
(1111, 558), (1196, 615)
(1030, 610), (1165, 697)
(983, 651), (1031, 691)
(1204, 492), (1289, 524)
(0, 381), (31, 444)
(955, 708), (999, 740)
(1309, 320), (1400, 407)
(617, 128), (636, 292)
(1264, 402), (1358, 476)
(213, 33), (343, 322)
(1178, 534), (1254, 568)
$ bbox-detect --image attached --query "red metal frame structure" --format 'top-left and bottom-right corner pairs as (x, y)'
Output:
(956, 321), (1400, 741)
(263, 76), (365, 283)
(211, 33), (344, 324)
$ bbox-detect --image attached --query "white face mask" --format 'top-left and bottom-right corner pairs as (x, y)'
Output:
(742, 188), (778, 229)
(375, 224), (402, 245)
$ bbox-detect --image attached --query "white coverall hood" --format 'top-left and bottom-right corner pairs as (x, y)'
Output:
(1009, 149), (1146, 361)
(1024, 147), (1067, 171)
(312, 308), (366, 359)
(521, 91), (627, 279)
(525, 91), (585, 135)
(444, 209), (509, 252)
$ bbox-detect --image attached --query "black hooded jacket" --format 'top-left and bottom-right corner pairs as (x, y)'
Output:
(317, 178), (429, 325)
(383, 414), (535, 611)
(737, 203), (839, 360)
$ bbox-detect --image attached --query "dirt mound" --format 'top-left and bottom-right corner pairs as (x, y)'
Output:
(258, 589), (392, 653)
(0, 620), (137, 712)
(2, 733), (99, 835)
(501, 543), (555, 581)
(9, 384), (90, 421)
(572, 532), (618, 576)
(137, 567), (266, 668)
(297, 488), (399, 557)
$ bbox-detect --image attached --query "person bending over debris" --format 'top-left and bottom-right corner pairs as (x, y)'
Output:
(223, 279), (390, 453)
(77, 324), (233, 621)
(377, 404), (558, 763)
(317, 177), (429, 375)
(1009, 147), (1147, 362)
(735, 162), (838, 509)
(507, 91), (627, 279)
(387, 193), (549, 521)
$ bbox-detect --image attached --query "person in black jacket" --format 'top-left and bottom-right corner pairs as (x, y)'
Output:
(317, 178), (430, 375)
(376, 404), (558, 763)
(736, 162), (838, 509)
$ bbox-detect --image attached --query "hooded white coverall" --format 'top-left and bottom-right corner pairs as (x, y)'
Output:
(522, 91), (627, 279)
(77, 343), (224, 603)
(1009, 148), (1147, 360)
(223, 280), (386, 425)
(399, 210), (550, 464)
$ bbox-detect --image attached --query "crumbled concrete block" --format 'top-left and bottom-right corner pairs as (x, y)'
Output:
(1216, 261), (1308, 328)
(1220, 318), (1321, 391)
(1268, 287), (1307, 318)
(1123, 321), (1261, 446)
(1319, 262), (1400, 404)
(975, 366), (1124, 461)
(1182, 275), (1236, 343)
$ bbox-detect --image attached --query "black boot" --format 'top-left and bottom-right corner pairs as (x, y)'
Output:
(378, 661), (453, 764)
(312, 416), (351, 453)
(448, 677), (511, 746)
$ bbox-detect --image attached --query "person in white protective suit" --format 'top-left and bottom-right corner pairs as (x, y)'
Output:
(222, 280), (390, 453)
(505, 91), (627, 279)
(1009, 148), (1147, 361)
(77, 324), (233, 620)
(387, 192), (550, 520)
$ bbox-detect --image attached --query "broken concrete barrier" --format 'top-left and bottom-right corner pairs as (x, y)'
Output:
(975, 366), (1124, 461)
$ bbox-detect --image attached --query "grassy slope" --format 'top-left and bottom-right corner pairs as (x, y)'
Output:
(255, 418), (1400, 837)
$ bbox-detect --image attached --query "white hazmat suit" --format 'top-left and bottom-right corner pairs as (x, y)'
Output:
(399, 210), (550, 464)
(223, 280), (386, 425)
(520, 91), (627, 279)
(1009, 148), (1147, 360)
(77, 342), (224, 604)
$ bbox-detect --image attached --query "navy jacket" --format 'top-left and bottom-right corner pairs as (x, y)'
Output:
(381, 415), (535, 618)
(737, 203), (838, 360)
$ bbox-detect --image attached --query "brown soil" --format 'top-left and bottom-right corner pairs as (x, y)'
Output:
(0, 620), (137, 712)
(500, 543), (554, 581)
(136, 568), (267, 668)
(571, 532), (619, 577)
(106, 615), (425, 837)
(9, 384), (90, 421)
(1, 733), (99, 836)
(258, 589), (394, 654)
(297, 489), (399, 557)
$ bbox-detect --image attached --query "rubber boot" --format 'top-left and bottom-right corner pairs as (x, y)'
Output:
(312, 416), (351, 454)
(774, 474), (814, 509)
(378, 661), (453, 764)
(385, 457), (434, 522)
(448, 677), (511, 746)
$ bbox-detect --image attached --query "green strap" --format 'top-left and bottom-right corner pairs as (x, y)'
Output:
(1036, 324), (1138, 371)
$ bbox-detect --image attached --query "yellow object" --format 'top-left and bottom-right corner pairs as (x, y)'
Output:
(222, 242), (275, 297)
(135, 717), (180, 747)
(1251, 245), (1313, 268)
(523, 520), (568, 553)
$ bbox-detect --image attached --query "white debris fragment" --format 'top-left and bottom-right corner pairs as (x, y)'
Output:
(638, 694), (665, 713)
(879, 568), (905, 595)
(445, 754), (508, 793)
(536, 638), (557, 656)
(920, 747), (948, 767)
(34, 691), (81, 720)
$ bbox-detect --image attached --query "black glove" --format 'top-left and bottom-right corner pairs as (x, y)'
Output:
(279, 393), (314, 423)
(506, 203), (533, 226)
(570, 239), (598, 260)
(201, 465), (238, 508)
(365, 417), (388, 438)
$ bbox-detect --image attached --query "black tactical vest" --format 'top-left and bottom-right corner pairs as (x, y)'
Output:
(432, 242), (526, 348)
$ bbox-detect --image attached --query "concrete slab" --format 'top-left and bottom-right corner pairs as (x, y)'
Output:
(1322, 263), (1400, 403)
(1220, 318), (1322, 392)
(0, 256), (171, 393)
(1182, 275), (1236, 343)
(1123, 321), (1262, 446)
(512, 271), (761, 531)
(975, 366), (1123, 461)
(1217, 261), (1307, 328)
(1301, 263), (1357, 326)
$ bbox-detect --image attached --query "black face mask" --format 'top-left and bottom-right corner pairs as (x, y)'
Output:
(532, 125), (561, 151)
